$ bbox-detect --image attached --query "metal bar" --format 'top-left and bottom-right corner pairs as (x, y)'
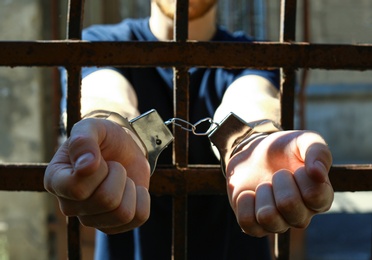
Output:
(173, 67), (190, 168)
(67, 217), (81, 260)
(280, 0), (297, 42)
(1, 164), (372, 193)
(66, 66), (82, 134)
(280, 68), (296, 130)
(2, 41), (372, 69)
(172, 195), (188, 260)
(0, 164), (46, 191)
(66, 1), (85, 259)
(67, 0), (84, 39)
(172, 1), (189, 259)
(298, 0), (311, 130)
(278, 0), (298, 259)
(172, 67), (189, 260)
(174, 0), (189, 41)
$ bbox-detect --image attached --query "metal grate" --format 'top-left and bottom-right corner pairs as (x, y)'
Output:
(1, 0), (372, 259)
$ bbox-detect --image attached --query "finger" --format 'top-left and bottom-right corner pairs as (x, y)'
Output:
(235, 190), (267, 237)
(70, 118), (151, 188)
(272, 170), (310, 228)
(296, 132), (332, 183)
(58, 161), (127, 216)
(49, 153), (108, 201)
(79, 177), (137, 228)
(294, 166), (334, 212)
(255, 182), (289, 233)
(67, 120), (105, 176)
(81, 185), (151, 234)
(100, 186), (151, 234)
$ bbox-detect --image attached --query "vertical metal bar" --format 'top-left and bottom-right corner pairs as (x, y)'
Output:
(172, 0), (189, 259)
(174, 0), (189, 42)
(66, 66), (82, 135)
(298, 0), (310, 130)
(67, 0), (84, 40)
(279, 0), (296, 130)
(66, 1), (85, 259)
(277, 0), (297, 259)
(280, 0), (297, 42)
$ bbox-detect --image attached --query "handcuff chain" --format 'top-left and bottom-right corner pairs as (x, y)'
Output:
(164, 117), (219, 136)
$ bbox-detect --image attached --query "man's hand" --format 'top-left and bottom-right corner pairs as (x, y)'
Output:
(226, 130), (333, 237)
(44, 118), (151, 234)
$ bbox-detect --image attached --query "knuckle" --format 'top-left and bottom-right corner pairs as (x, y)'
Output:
(96, 192), (122, 212)
(135, 208), (150, 225)
(68, 184), (91, 201)
(78, 216), (98, 229)
(291, 218), (310, 229)
(237, 213), (259, 235)
(256, 206), (278, 225)
(241, 226), (267, 238)
(117, 206), (136, 223)
(276, 195), (298, 214)
(302, 186), (331, 211)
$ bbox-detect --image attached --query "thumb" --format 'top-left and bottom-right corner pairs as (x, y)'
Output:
(44, 119), (108, 199)
(70, 117), (150, 188)
(296, 131), (332, 183)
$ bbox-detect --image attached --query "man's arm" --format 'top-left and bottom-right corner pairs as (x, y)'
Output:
(213, 75), (334, 237)
(213, 75), (280, 125)
(45, 69), (151, 234)
(81, 69), (140, 119)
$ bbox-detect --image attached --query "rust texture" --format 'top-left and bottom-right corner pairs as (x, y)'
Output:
(1, 164), (371, 193)
(66, 66), (82, 134)
(67, 0), (84, 39)
(1, 41), (372, 69)
(278, 1), (297, 258)
(172, 0), (190, 258)
(66, 1), (84, 259)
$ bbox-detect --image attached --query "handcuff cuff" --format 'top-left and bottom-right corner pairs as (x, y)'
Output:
(84, 109), (282, 177)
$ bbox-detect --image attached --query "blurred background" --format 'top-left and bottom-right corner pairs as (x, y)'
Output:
(0, 0), (371, 259)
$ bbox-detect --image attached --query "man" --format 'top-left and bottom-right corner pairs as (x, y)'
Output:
(44, 0), (334, 259)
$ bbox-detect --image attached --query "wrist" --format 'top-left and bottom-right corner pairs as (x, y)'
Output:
(209, 113), (282, 177)
(83, 110), (147, 157)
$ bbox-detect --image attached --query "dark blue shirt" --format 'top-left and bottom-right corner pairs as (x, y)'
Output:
(62, 18), (278, 260)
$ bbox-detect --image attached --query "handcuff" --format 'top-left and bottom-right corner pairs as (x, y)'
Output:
(84, 109), (282, 177)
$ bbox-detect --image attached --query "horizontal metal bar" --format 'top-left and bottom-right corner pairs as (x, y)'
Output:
(1, 41), (372, 69)
(0, 163), (46, 191)
(0, 164), (372, 192)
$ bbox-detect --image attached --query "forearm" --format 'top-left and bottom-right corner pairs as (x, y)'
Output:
(81, 69), (140, 119)
(213, 75), (280, 125)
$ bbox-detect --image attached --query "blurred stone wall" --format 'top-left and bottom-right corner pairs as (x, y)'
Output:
(0, 0), (49, 259)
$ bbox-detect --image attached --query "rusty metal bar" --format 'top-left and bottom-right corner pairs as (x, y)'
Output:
(172, 66), (189, 260)
(66, 1), (85, 259)
(298, 0), (311, 130)
(67, 0), (84, 39)
(172, 0), (189, 259)
(280, 0), (297, 42)
(172, 194), (188, 260)
(1, 164), (372, 193)
(278, 0), (298, 259)
(2, 41), (372, 69)
(174, 0), (189, 42)
(0, 164), (46, 191)
(66, 66), (82, 134)
(173, 67), (190, 167)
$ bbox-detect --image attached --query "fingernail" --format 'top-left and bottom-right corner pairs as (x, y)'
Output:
(75, 153), (94, 169)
